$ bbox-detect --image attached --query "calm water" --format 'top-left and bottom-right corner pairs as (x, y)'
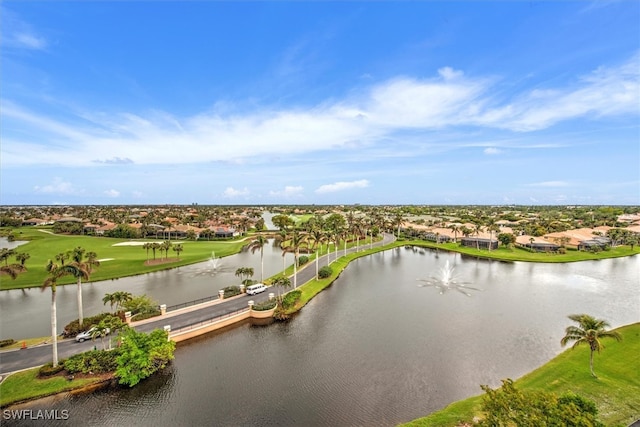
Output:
(6, 249), (639, 426)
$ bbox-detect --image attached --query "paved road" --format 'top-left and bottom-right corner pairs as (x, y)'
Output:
(0, 233), (395, 376)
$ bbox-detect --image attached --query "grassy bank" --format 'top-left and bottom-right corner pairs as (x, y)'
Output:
(0, 367), (110, 407)
(403, 322), (640, 427)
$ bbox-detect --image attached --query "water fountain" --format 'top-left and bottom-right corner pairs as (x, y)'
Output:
(417, 260), (481, 296)
(209, 251), (220, 271)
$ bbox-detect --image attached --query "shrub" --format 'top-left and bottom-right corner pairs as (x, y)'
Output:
(122, 294), (158, 316)
(251, 300), (277, 311)
(0, 339), (15, 348)
(64, 349), (120, 374)
(282, 290), (302, 309)
(131, 310), (161, 321)
(38, 363), (65, 377)
(298, 255), (309, 266)
(223, 286), (241, 298)
(318, 265), (333, 279)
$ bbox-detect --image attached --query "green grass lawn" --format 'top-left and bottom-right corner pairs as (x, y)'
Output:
(403, 323), (640, 427)
(0, 367), (108, 407)
(1, 227), (248, 290)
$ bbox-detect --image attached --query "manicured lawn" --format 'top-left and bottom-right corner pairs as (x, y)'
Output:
(1, 227), (248, 290)
(0, 367), (107, 407)
(403, 323), (640, 427)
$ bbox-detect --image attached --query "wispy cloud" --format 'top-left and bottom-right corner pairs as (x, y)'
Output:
(104, 189), (120, 198)
(223, 187), (250, 198)
(315, 179), (369, 194)
(34, 178), (79, 195)
(483, 147), (503, 155)
(1, 8), (48, 50)
(2, 53), (638, 169)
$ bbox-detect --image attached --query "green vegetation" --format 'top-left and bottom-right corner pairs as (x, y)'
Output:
(115, 328), (175, 387)
(0, 328), (176, 406)
(400, 240), (640, 263)
(561, 314), (623, 378)
(478, 379), (603, 426)
(0, 227), (247, 290)
(0, 367), (106, 407)
(403, 323), (640, 427)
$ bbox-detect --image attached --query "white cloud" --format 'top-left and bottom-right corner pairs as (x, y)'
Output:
(483, 147), (503, 155)
(34, 178), (78, 195)
(438, 66), (464, 80)
(315, 179), (370, 194)
(1, 8), (48, 50)
(104, 189), (120, 197)
(269, 185), (304, 197)
(223, 187), (250, 198)
(1, 53), (637, 168)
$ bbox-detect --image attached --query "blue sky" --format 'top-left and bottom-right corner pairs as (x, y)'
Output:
(1, 1), (638, 206)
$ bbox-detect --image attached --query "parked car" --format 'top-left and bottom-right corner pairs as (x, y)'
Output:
(246, 283), (267, 295)
(75, 327), (109, 342)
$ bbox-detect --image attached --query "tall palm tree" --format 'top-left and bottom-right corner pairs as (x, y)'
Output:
(449, 224), (461, 242)
(42, 261), (69, 367)
(560, 314), (622, 378)
(161, 240), (172, 260)
(247, 234), (269, 282)
(308, 228), (328, 278)
(69, 247), (95, 328)
(142, 243), (151, 261)
(281, 230), (310, 289)
(473, 224), (483, 250)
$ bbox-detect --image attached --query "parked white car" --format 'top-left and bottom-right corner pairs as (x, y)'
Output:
(246, 283), (267, 295)
(75, 327), (109, 342)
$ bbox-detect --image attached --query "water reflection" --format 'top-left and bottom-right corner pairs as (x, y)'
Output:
(4, 251), (639, 427)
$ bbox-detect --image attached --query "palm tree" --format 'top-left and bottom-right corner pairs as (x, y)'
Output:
(68, 247), (95, 328)
(161, 240), (172, 260)
(151, 242), (160, 260)
(142, 242), (151, 261)
(392, 211), (405, 239)
(473, 224), (483, 250)
(281, 229), (310, 289)
(247, 234), (269, 282)
(271, 275), (291, 302)
(42, 261), (68, 367)
(449, 224), (461, 242)
(560, 314), (622, 378)
(0, 248), (15, 266)
(55, 251), (69, 266)
(0, 263), (26, 280)
(173, 244), (183, 260)
(308, 228), (328, 278)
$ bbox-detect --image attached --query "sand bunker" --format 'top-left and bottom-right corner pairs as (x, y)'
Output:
(98, 258), (114, 262)
(112, 241), (147, 246)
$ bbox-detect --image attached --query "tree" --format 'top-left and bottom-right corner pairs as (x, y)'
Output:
(0, 263), (26, 280)
(272, 214), (294, 231)
(281, 230), (310, 289)
(172, 244), (183, 259)
(0, 248), (15, 266)
(103, 291), (133, 312)
(271, 275), (291, 302)
(42, 261), (68, 367)
(150, 242), (160, 260)
(498, 232), (516, 247)
(247, 234), (268, 282)
(161, 240), (172, 260)
(235, 267), (254, 285)
(14, 252), (31, 267)
(142, 243), (152, 261)
(68, 247), (98, 328)
(115, 328), (176, 387)
(449, 224), (461, 242)
(560, 314), (622, 378)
